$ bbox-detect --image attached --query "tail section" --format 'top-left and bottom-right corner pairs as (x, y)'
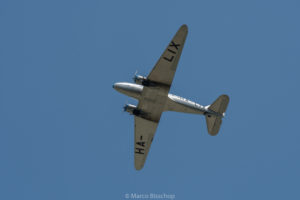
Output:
(205, 95), (229, 136)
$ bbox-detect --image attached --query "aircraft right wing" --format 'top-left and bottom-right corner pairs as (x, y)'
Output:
(147, 24), (188, 87)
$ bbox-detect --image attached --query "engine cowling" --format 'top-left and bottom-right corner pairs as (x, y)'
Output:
(123, 104), (142, 116)
(133, 75), (147, 85)
(133, 75), (156, 86)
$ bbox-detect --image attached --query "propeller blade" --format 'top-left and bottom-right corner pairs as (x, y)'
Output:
(123, 100), (129, 112)
(133, 70), (138, 82)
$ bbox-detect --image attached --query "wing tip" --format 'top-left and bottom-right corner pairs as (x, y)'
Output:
(135, 164), (144, 171)
(220, 94), (230, 102)
(180, 24), (188, 32)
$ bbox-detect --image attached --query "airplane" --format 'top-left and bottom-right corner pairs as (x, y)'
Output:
(113, 24), (229, 170)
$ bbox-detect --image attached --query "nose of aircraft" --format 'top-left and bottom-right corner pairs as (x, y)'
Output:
(113, 82), (123, 90)
(113, 83), (119, 89)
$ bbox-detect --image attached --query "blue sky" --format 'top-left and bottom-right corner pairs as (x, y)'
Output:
(1, 0), (300, 199)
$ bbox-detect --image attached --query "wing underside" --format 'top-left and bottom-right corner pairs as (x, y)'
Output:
(133, 25), (188, 170)
(147, 24), (188, 86)
(134, 86), (165, 170)
(134, 116), (158, 170)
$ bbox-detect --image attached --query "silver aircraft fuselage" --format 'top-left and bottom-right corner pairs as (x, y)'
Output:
(113, 82), (213, 115)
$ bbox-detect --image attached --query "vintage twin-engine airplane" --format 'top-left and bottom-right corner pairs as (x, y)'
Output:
(113, 24), (229, 170)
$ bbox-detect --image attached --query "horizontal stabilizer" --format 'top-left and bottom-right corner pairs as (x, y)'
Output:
(206, 115), (222, 136)
(209, 95), (229, 114)
(206, 95), (229, 136)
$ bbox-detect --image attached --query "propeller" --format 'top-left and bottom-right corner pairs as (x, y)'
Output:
(123, 104), (127, 112)
(122, 100), (128, 112)
(132, 70), (138, 82)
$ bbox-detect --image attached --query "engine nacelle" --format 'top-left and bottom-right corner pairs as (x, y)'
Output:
(133, 75), (147, 85)
(123, 104), (143, 116)
(133, 75), (156, 86)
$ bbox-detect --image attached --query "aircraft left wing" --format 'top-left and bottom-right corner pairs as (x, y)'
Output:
(133, 85), (165, 170)
(147, 24), (188, 87)
(134, 116), (159, 170)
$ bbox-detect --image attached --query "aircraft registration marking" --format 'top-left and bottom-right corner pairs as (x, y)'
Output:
(163, 41), (180, 62)
(135, 135), (145, 154)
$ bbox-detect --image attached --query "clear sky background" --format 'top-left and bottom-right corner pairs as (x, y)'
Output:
(1, 0), (299, 199)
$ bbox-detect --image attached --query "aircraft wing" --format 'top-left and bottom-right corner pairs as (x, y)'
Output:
(133, 25), (188, 170)
(134, 116), (159, 170)
(147, 24), (188, 87)
(133, 84), (165, 170)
